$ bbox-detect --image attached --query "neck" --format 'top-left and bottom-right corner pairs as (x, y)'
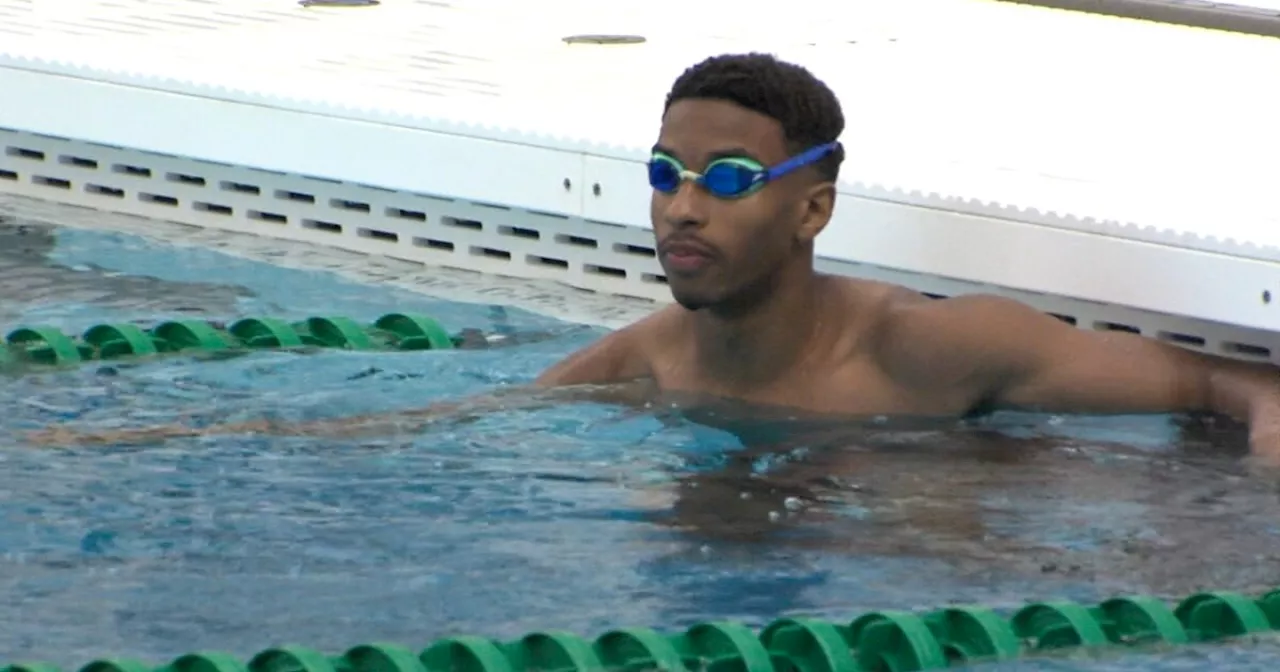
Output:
(693, 260), (828, 386)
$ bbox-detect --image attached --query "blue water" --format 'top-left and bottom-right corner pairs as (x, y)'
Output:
(4, 221), (1280, 670)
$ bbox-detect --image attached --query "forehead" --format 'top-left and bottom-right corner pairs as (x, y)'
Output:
(656, 98), (790, 166)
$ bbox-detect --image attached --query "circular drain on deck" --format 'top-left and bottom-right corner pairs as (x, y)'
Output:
(298, 0), (379, 7)
(562, 35), (647, 45)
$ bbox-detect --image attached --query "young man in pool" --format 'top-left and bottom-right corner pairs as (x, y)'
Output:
(529, 52), (1280, 459)
(32, 52), (1280, 460)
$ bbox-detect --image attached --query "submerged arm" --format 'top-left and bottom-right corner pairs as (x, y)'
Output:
(29, 324), (654, 447)
(27, 381), (653, 447)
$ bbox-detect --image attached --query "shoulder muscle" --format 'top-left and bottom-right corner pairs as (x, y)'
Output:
(875, 293), (1042, 395)
(882, 293), (1215, 413)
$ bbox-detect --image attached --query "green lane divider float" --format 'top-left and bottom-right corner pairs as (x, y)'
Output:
(0, 312), (455, 368)
(7, 587), (1280, 672)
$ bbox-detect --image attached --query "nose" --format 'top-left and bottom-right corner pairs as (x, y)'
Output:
(661, 181), (708, 231)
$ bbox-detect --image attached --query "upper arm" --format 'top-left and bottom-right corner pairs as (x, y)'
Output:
(994, 301), (1213, 413)
(900, 295), (1217, 415)
(533, 323), (652, 388)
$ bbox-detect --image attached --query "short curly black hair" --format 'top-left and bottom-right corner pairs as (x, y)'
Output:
(663, 52), (845, 182)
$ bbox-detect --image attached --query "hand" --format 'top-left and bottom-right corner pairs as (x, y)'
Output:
(1248, 428), (1280, 470)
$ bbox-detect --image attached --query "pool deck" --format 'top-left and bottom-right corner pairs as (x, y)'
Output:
(1, 0), (1279, 356)
(1000, 0), (1280, 37)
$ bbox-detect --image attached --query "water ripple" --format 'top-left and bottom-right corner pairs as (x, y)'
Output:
(1, 217), (1279, 670)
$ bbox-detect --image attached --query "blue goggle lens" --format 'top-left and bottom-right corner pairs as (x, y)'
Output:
(647, 158), (681, 192)
(647, 155), (763, 198)
(647, 141), (840, 200)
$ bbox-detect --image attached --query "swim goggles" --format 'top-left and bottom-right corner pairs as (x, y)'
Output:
(647, 141), (841, 199)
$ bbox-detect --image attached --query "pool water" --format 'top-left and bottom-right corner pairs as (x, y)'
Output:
(4, 213), (1280, 670)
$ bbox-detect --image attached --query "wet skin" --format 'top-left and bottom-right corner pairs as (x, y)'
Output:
(28, 98), (1280, 458)
(528, 98), (1280, 578)
(24, 97), (1280, 584)
(534, 98), (1280, 461)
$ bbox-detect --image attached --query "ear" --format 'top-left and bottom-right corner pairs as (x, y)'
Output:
(794, 181), (837, 244)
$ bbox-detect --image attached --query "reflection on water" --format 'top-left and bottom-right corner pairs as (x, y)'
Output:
(0, 216), (253, 325)
(1, 216), (1279, 670)
(4, 353), (1280, 671)
(648, 408), (1276, 600)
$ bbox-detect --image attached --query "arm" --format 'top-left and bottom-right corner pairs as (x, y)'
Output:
(28, 325), (655, 447)
(533, 321), (651, 387)
(927, 295), (1280, 457)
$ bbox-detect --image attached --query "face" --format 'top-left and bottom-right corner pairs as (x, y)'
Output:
(649, 99), (834, 313)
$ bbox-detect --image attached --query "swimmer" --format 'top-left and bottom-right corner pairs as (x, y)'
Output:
(29, 53), (1280, 461)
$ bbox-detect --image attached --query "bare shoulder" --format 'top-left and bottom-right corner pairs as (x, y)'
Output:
(533, 305), (681, 387)
(880, 292), (1068, 351)
(815, 275), (929, 356)
(888, 292), (1056, 331)
(824, 276), (934, 335)
(871, 290), (1065, 386)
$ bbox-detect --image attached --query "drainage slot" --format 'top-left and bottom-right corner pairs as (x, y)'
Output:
(32, 175), (71, 189)
(194, 202), (233, 216)
(1223, 342), (1271, 358)
(248, 210), (287, 224)
(499, 225), (540, 240)
(528, 255), (568, 269)
(0, 169), (17, 181)
(275, 189), (316, 204)
(413, 237), (455, 252)
(112, 163), (152, 178)
(166, 172), (206, 186)
(642, 273), (668, 285)
(585, 263), (627, 279)
(358, 227), (398, 243)
(1049, 313), (1077, 326)
(1158, 331), (1206, 348)
(5, 147), (44, 160)
(331, 198), (371, 213)
(471, 246), (512, 261)
(139, 193), (178, 206)
(86, 184), (124, 198)
(443, 216), (482, 230)
(613, 242), (656, 258)
(923, 292), (949, 300)
(302, 219), (342, 234)
(387, 207), (426, 221)
(220, 180), (261, 195)
(1093, 321), (1139, 334)
(58, 155), (98, 169)
(556, 233), (598, 248)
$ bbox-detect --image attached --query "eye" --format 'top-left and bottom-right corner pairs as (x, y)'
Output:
(701, 159), (765, 198)
(647, 155), (683, 193)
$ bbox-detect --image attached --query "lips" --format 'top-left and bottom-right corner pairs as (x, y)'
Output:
(659, 237), (716, 273)
(659, 237), (715, 258)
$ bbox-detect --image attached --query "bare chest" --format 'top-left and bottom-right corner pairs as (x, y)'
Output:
(649, 354), (978, 418)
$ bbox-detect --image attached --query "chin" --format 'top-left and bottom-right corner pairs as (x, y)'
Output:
(668, 283), (716, 311)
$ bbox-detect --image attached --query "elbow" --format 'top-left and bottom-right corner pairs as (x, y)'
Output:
(1203, 358), (1280, 423)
